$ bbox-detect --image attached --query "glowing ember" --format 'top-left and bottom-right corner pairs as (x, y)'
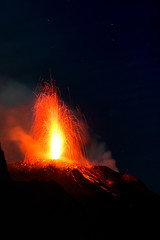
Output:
(24, 81), (88, 166)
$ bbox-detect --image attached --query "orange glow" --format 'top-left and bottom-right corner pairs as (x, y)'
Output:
(23, 81), (89, 166)
(49, 121), (64, 159)
(8, 81), (118, 196)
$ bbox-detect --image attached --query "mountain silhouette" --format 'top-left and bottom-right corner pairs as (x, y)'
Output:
(0, 146), (159, 237)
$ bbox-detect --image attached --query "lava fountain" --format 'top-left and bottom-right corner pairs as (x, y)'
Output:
(24, 81), (89, 166)
(8, 81), (119, 195)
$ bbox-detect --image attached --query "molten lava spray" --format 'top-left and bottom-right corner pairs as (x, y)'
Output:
(24, 81), (88, 166)
(7, 81), (119, 195)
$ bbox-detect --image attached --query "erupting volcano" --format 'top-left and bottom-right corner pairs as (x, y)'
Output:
(8, 81), (123, 194)
(6, 81), (156, 196)
(23, 81), (88, 166)
(0, 81), (159, 235)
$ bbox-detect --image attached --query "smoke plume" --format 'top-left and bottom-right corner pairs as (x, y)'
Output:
(87, 130), (119, 172)
(0, 77), (33, 162)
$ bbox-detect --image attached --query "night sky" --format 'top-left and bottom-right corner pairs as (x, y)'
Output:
(0, 0), (160, 194)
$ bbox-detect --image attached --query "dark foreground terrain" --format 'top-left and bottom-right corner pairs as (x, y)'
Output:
(0, 146), (159, 238)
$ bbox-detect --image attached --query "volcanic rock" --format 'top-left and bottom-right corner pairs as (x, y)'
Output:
(0, 152), (159, 236)
(0, 143), (10, 181)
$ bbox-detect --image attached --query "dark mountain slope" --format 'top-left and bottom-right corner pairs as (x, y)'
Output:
(0, 146), (159, 236)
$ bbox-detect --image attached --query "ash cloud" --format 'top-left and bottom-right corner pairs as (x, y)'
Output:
(87, 129), (119, 172)
(0, 79), (33, 107)
(0, 77), (33, 162)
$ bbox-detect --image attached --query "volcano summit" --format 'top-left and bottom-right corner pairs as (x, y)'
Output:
(0, 81), (159, 236)
(0, 144), (159, 237)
